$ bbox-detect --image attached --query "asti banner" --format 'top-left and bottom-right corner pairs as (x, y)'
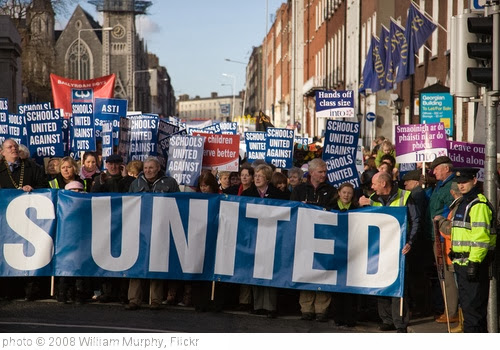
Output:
(0, 189), (407, 298)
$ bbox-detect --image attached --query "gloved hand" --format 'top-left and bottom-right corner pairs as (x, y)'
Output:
(467, 261), (480, 282)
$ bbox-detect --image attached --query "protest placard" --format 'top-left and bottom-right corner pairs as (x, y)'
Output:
(194, 132), (240, 171)
(322, 120), (360, 188)
(70, 102), (96, 154)
(447, 140), (485, 181)
(167, 135), (204, 186)
(245, 131), (267, 162)
(118, 117), (131, 164)
(101, 121), (114, 163)
(395, 122), (447, 164)
(0, 98), (8, 144)
(265, 127), (294, 169)
(157, 119), (185, 169)
(25, 108), (64, 161)
(17, 102), (52, 147)
(94, 98), (128, 145)
(315, 90), (355, 118)
(127, 115), (159, 161)
(5, 113), (25, 145)
(219, 122), (238, 135)
(203, 123), (222, 134)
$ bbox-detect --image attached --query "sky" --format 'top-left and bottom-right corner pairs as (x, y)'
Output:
(56, 0), (285, 99)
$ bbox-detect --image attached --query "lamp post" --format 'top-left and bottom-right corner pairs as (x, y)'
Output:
(224, 58), (248, 119)
(78, 27), (113, 80)
(132, 69), (154, 112)
(222, 73), (236, 121)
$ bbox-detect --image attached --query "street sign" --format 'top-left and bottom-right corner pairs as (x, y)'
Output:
(366, 112), (376, 122)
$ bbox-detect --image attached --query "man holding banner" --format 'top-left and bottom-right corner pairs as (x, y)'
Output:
(126, 156), (180, 311)
(290, 158), (337, 322)
(365, 172), (420, 333)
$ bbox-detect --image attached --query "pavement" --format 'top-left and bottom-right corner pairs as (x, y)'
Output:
(0, 298), (452, 333)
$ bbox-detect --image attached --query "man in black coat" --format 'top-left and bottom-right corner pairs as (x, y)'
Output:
(290, 158), (337, 322)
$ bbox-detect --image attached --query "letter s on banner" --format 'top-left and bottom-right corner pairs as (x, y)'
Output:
(91, 196), (141, 271)
(4, 194), (55, 270)
(346, 212), (400, 288)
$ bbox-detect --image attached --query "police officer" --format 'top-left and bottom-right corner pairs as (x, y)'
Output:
(449, 168), (496, 333)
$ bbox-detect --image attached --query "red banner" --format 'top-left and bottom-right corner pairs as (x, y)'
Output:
(50, 73), (116, 118)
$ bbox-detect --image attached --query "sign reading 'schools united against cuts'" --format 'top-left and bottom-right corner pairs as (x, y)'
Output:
(167, 135), (204, 186)
(26, 108), (64, 160)
(395, 122), (447, 164)
(315, 90), (355, 118)
(265, 128), (294, 169)
(245, 131), (267, 162)
(322, 120), (360, 188)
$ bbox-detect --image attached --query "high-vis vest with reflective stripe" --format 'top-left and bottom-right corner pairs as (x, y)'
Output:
(451, 193), (496, 265)
(49, 178), (87, 191)
(370, 188), (410, 207)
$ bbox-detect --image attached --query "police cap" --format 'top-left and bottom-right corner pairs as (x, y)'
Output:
(453, 167), (479, 183)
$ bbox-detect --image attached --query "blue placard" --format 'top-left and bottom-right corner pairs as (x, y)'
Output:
(0, 189), (407, 298)
(322, 120), (361, 188)
(101, 121), (113, 162)
(315, 90), (355, 118)
(70, 102), (96, 153)
(203, 123), (222, 134)
(420, 92), (454, 137)
(166, 135), (204, 186)
(127, 115), (159, 161)
(5, 113), (25, 145)
(0, 98), (8, 144)
(219, 122), (238, 135)
(157, 120), (184, 169)
(18, 102), (52, 116)
(94, 98), (128, 146)
(265, 128), (294, 169)
(25, 109), (64, 161)
(245, 131), (267, 162)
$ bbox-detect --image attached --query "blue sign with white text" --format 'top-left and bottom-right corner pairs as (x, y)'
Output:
(0, 190), (407, 298)
(94, 98), (128, 145)
(265, 128), (294, 169)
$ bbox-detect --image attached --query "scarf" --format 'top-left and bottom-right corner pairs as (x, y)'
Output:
(80, 166), (99, 180)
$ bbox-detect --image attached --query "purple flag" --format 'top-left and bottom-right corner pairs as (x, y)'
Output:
(385, 20), (407, 90)
(359, 35), (378, 95)
(396, 3), (437, 82)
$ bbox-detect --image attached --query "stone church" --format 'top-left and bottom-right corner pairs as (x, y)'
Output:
(15, 0), (175, 115)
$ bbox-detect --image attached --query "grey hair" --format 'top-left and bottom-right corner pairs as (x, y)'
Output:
(308, 158), (326, 172)
(288, 167), (304, 179)
(143, 156), (161, 167)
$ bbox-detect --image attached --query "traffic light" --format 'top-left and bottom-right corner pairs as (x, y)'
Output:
(466, 15), (493, 87)
(450, 12), (481, 97)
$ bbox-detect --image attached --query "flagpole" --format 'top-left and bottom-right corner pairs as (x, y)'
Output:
(411, 0), (447, 33)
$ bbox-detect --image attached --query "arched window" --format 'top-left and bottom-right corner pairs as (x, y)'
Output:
(67, 40), (92, 80)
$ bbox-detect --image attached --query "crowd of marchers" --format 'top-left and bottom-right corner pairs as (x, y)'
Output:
(0, 136), (495, 333)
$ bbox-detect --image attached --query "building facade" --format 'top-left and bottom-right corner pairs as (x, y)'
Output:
(177, 92), (243, 122)
(258, 0), (480, 145)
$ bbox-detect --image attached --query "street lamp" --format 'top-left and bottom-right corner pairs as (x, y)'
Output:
(132, 69), (154, 111)
(222, 73), (236, 121)
(225, 58), (247, 65)
(225, 58), (248, 119)
(78, 27), (113, 80)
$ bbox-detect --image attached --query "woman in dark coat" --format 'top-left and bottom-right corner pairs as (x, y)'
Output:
(241, 164), (288, 318)
(331, 182), (359, 327)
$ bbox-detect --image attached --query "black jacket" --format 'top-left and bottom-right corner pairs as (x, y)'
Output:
(241, 183), (289, 200)
(91, 173), (135, 193)
(290, 181), (337, 210)
(0, 159), (48, 189)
